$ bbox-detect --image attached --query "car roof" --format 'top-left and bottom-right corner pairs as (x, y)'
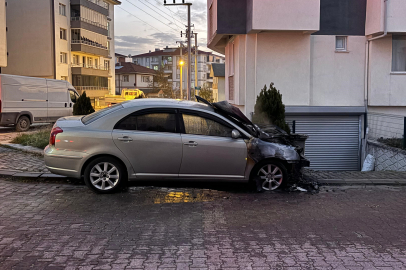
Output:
(121, 98), (215, 113)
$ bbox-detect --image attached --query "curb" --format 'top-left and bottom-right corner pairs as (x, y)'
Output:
(0, 143), (44, 155)
(0, 170), (67, 181)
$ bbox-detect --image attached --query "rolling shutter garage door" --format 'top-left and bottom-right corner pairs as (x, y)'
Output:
(286, 116), (361, 171)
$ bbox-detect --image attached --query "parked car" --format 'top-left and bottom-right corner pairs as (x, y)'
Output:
(44, 97), (309, 193)
(0, 74), (79, 131)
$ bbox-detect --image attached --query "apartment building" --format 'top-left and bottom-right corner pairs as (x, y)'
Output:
(0, 0), (6, 69)
(207, 0), (406, 171)
(115, 62), (158, 96)
(132, 47), (224, 92)
(3, 0), (120, 102)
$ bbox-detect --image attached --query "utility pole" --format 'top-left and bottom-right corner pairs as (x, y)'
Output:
(194, 33), (198, 96)
(164, 0), (192, 100)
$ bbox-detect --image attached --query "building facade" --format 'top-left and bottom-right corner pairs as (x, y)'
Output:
(132, 47), (224, 93)
(2, 0), (120, 102)
(0, 0), (6, 69)
(207, 0), (406, 171)
(210, 63), (225, 102)
(115, 62), (158, 97)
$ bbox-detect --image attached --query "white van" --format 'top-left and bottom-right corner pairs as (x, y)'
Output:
(0, 74), (79, 131)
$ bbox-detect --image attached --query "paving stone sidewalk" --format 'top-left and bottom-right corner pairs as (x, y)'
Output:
(0, 146), (49, 173)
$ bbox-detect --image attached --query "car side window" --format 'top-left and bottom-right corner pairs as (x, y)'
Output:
(182, 114), (233, 137)
(115, 113), (177, 133)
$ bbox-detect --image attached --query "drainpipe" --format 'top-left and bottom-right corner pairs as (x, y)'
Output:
(364, 0), (389, 136)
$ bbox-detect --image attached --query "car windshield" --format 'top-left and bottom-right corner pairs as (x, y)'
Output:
(82, 103), (124, 125)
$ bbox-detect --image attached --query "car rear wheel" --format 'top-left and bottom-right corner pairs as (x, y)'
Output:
(254, 160), (287, 191)
(15, 116), (31, 132)
(84, 157), (127, 194)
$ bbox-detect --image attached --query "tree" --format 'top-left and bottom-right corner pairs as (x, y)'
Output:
(73, 91), (95, 115)
(149, 67), (174, 98)
(198, 83), (214, 102)
(252, 83), (291, 133)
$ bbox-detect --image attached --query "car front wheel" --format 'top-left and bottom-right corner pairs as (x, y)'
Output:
(84, 157), (127, 194)
(254, 160), (287, 191)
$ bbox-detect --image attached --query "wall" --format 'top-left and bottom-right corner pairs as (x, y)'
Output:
(218, 77), (225, 101)
(367, 140), (406, 171)
(249, 0), (320, 32)
(108, 2), (116, 94)
(116, 73), (136, 92)
(369, 35), (406, 106)
(310, 35), (365, 106)
(365, 0), (384, 36)
(2, 0), (54, 77)
(0, 0), (6, 68)
(136, 74), (153, 88)
(386, 0), (406, 33)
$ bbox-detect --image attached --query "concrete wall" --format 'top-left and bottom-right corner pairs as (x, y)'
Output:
(2, 0), (54, 77)
(310, 35), (366, 106)
(366, 0), (384, 36)
(369, 35), (406, 106)
(249, 0), (320, 32)
(0, 0), (6, 68)
(108, 1), (116, 95)
(55, 0), (71, 80)
(136, 74), (152, 88)
(387, 0), (406, 33)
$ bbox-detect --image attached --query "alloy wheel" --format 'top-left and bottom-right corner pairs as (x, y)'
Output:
(257, 164), (283, 191)
(89, 162), (120, 191)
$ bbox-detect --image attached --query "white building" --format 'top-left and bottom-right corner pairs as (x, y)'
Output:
(207, 0), (406, 171)
(132, 47), (224, 93)
(2, 0), (120, 103)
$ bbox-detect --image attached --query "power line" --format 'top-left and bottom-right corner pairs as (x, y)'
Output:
(152, 0), (185, 23)
(142, 0), (185, 29)
(124, 0), (180, 34)
(117, 6), (177, 40)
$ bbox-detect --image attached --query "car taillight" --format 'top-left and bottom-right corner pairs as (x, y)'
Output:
(49, 127), (63, 146)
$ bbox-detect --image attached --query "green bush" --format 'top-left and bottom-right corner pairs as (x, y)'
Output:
(73, 91), (95, 115)
(11, 127), (52, 149)
(252, 83), (291, 134)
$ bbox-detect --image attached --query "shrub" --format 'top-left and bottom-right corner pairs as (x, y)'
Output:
(73, 91), (95, 115)
(252, 83), (291, 134)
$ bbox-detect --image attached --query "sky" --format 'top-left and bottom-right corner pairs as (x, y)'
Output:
(114, 0), (214, 57)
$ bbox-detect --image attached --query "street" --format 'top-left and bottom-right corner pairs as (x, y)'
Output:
(1, 179), (406, 269)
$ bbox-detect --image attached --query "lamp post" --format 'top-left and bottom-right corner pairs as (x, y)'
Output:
(179, 60), (184, 99)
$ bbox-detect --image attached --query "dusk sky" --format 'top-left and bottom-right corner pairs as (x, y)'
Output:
(114, 0), (214, 57)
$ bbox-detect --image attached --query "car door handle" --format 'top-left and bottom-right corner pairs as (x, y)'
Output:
(118, 136), (133, 142)
(184, 141), (198, 147)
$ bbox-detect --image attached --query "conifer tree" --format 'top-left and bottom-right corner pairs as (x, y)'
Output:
(73, 91), (95, 115)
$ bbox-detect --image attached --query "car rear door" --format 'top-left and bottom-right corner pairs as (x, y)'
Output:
(178, 109), (247, 179)
(112, 108), (183, 179)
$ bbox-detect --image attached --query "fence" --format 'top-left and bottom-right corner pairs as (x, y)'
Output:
(367, 112), (406, 149)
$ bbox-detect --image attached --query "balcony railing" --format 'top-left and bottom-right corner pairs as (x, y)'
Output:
(72, 39), (107, 50)
(71, 63), (110, 71)
(86, 0), (109, 9)
(71, 17), (108, 30)
(75, 86), (110, 91)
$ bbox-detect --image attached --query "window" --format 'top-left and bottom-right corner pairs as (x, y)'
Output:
(95, 58), (98, 68)
(107, 22), (110, 37)
(123, 75), (129, 82)
(104, 60), (110, 70)
(82, 104), (123, 125)
(72, 55), (79, 65)
(115, 113), (177, 133)
(392, 36), (406, 72)
(336, 36), (347, 51)
(59, 3), (66, 16)
(142, 76), (150, 82)
(153, 65), (159, 70)
(176, 74), (180, 79)
(88, 57), (93, 68)
(182, 114), (232, 137)
(61, 76), (68, 81)
(60, 28), (67, 40)
(152, 57), (158, 62)
(60, 52), (67, 64)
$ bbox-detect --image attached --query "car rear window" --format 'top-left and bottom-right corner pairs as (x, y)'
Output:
(82, 104), (123, 125)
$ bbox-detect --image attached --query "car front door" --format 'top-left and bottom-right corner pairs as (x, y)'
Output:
(178, 110), (247, 179)
(112, 108), (182, 179)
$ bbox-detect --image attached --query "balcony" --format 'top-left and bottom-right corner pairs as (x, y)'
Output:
(71, 0), (109, 16)
(71, 39), (108, 57)
(74, 86), (110, 97)
(366, 0), (406, 35)
(71, 17), (108, 36)
(71, 63), (109, 77)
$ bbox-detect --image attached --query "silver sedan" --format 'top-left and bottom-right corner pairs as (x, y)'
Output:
(44, 98), (309, 193)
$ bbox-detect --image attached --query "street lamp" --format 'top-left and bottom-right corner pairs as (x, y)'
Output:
(179, 60), (184, 99)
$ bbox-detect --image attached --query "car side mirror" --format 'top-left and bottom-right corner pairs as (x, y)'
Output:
(231, 129), (241, 139)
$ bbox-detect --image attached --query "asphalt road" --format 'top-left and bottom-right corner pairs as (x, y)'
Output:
(1, 179), (406, 269)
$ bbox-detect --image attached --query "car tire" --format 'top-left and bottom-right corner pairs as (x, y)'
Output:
(15, 116), (31, 132)
(84, 157), (127, 194)
(252, 160), (288, 191)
